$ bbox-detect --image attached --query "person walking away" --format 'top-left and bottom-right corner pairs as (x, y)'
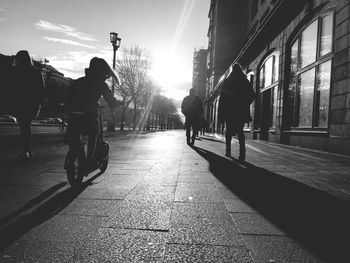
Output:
(65, 57), (122, 169)
(181, 88), (203, 146)
(12, 50), (46, 159)
(218, 63), (255, 161)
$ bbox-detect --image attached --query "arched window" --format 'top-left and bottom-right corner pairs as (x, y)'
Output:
(258, 52), (279, 131)
(288, 13), (333, 128)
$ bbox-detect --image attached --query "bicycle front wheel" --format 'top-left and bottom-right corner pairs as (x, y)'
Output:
(65, 150), (85, 187)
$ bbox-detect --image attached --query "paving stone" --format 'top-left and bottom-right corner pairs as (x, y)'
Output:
(59, 199), (121, 217)
(23, 215), (107, 243)
(0, 240), (79, 263)
(105, 198), (173, 231)
(231, 213), (285, 235)
(129, 184), (176, 198)
(71, 228), (167, 262)
(90, 173), (144, 190)
(168, 203), (244, 246)
(223, 199), (257, 213)
(163, 244), (253, 263)
(217, 186), (242, 199)
(175, 183), (223, 203)
(141, 176), (178, 186)
(243, 235), (325, 263)
(77, 188), (129, 200)
(178, 172), (216, 184)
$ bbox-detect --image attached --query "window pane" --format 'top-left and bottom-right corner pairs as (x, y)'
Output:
(315, 60), (331, 127)
(298, 68), (315, 127)
(320, 14), (333, 57)
(264, 56), (273, 87)
(271, 86), (278, 127)
(273, 54), (279, 83)
(259, 65), (264, 89)
(288, 76), (298, 128)
(300, 20), (318, 68)
(291, 40), (298, 73)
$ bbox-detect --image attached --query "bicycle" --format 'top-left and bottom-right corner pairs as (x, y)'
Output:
(64, 106), (109, 187)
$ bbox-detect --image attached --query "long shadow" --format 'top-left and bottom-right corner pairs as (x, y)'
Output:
(199, 136), (224, 143)
(192, 146), (350, 263)
(0, 172), (103, 250)
(0, 182), (67, 226)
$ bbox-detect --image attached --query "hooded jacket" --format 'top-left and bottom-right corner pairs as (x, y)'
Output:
(218, 68), (255, 125)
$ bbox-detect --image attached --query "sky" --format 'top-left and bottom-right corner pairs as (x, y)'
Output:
(0, 0), (210, 101)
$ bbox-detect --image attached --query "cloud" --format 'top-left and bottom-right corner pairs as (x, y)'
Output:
(35, 20), (96, 41)
(47, 49), (113, 79)
(44, 37), (96, 49)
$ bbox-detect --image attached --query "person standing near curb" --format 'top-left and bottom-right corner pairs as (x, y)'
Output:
(12, 50), (46, 160)
(218, 63), (255, 161)
(181, 88), (203, 146)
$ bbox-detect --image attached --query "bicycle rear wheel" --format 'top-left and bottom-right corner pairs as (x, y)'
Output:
(98, 141), (109, 173)
(65, 150), (85, 187)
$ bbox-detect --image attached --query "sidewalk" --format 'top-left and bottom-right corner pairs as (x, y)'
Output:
(202, 133), (350, 201)
(0, 130), (349, 262)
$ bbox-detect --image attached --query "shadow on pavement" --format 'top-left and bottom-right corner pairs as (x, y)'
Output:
(193, 146), (350, 263)
(0, 172), (103, 251)
(0, 182), (67, 226)
(199, 136), (224, 144)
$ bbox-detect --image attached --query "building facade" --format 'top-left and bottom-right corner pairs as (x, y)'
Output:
(205, 0), (350, 155)
(192, 48), (208, 101)
(206, 0), (250, 131)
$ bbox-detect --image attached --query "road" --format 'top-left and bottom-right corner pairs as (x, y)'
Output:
(0, 123), (64, 136)
(1, 130), (350, 262)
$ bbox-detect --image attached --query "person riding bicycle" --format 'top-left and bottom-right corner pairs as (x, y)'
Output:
(65, 57), (122, 168)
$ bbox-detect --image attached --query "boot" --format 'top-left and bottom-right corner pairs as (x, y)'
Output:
(225, 148), (231, 157)
(238, 148), (245, 162)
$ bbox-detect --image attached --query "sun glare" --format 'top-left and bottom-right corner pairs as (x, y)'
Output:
(150, 50), (192, 99)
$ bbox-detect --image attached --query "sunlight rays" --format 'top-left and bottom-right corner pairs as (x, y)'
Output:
(149, 0), (196, 99)
(171, 0), (197, 52)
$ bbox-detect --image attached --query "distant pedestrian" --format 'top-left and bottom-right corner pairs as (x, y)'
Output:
(200, 117), (208, 136)
(218, 63), (255, 161)
(12, 50), (46, 159)
(181, 88), (203, 146)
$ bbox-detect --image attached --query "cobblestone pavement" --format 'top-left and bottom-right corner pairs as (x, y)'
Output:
(0, 130), (350, 262)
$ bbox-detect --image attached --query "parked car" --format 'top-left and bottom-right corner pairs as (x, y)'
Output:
(52, 117), (64, 124)
(38, 117), (64, 124)
(0, 115), (17, 123)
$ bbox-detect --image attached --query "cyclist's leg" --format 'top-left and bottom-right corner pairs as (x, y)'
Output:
(87, 116), (98, 163)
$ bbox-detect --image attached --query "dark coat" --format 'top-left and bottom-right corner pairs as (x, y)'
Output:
(67, 76), (119, 118)
(218, 70), (255, 125)
(12, 66), (45, 121)
(181, 94), (203, 126)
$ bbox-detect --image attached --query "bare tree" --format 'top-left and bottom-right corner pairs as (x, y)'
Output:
(151, 95), (180, 130)
(113, 77), (133, 131)
(116, 45), (151, 130)
(136, 79), (160, 130)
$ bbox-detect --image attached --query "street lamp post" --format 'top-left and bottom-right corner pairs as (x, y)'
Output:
(107, 32), (121, 132)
